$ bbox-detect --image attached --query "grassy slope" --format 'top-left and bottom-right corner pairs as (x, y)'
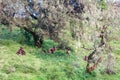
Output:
(0, 27), (120, 80)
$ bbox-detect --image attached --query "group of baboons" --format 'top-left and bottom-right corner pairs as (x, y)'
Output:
(16, 46), (71, 56)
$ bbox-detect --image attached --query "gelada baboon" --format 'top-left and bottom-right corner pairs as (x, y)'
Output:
(16, 47), (26, 55)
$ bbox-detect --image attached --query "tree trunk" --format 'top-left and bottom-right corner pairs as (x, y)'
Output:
(23, 27), (43, 47)
(33, 33), (43, 48)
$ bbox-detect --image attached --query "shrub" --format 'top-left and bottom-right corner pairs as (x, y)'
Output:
(100, 0), (108, 10)
(42, 39), (58, 53)
(20, 29), (34, 45)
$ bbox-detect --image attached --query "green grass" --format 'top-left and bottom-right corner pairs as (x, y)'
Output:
(0, 27), (120, 80)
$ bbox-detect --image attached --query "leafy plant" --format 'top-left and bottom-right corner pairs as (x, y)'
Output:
(100, 0), (108, 10)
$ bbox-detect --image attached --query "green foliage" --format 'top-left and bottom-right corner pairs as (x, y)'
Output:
(54, 50), (66, 56)
(0, 26), (23, 42)
(42, 39), (58, 53)
(14, 64), (37, 73)
(0, 27), (34, 46)
(20, 29), (34, 45)
(0, 39), (13, 46)
(100, 0), (108, 10)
